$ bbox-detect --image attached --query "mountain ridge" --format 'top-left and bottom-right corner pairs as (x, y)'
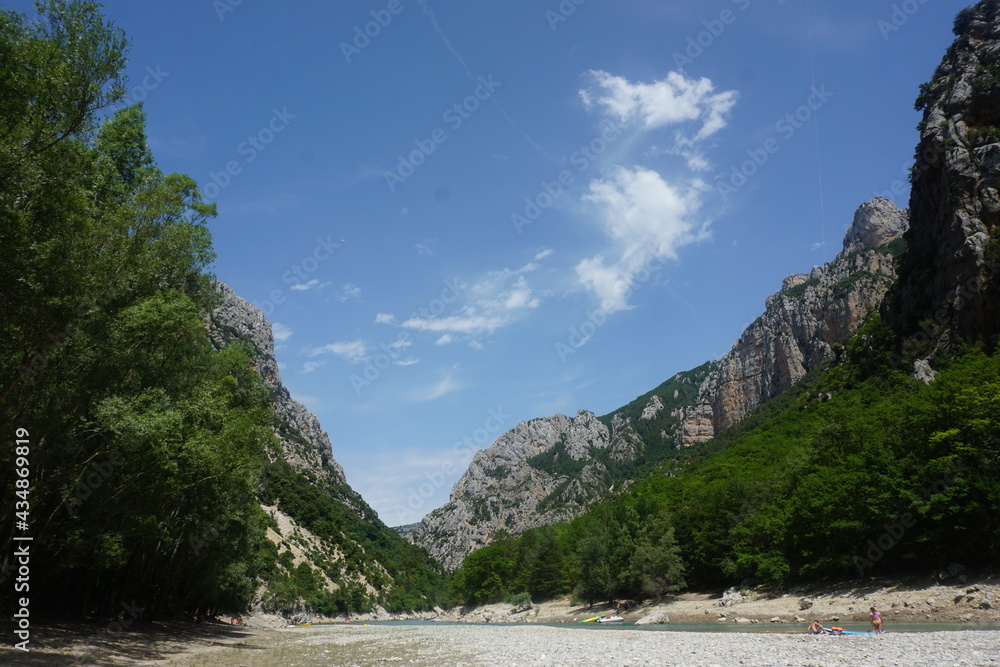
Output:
(411, 197), (909, 569)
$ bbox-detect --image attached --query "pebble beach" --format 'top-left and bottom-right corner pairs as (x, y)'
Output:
(4, 619), (1000, 665)
(148, 623), (1000, 667)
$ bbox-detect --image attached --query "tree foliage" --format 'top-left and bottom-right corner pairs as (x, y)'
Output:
(452, 318), (1000, 599)
(0, 1), (315, 620)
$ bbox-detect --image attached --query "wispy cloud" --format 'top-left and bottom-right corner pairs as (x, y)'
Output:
(272, 322), (293, 342)
(401, 311), (507, 336)
(307, 339), (369, 363)
(380, 262), (543, 345)
(290, 278), (332, 292)
(409, 371), (462, 402)
(302, 360), (326, 374)
(336, 282), (362, 302)
(300, 336), (416, 373)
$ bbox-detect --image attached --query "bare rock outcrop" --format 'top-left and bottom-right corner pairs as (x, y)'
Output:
(673, 198), (908, 447)
(887, 1), (1000, 349)
(412, 410), (637, 570)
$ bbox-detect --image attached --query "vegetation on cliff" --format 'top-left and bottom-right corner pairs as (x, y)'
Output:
(451, 318), (1000, 604)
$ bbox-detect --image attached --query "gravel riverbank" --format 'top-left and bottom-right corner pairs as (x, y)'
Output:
(146, 623), (1000, 666)
(4, 620), (999, 665)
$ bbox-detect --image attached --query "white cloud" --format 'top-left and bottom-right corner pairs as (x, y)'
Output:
(302, 336), (417, 369)
(401, 311), (506, 335)
(580, 69), (737, 141)
(336, 282), (362, 302)
(302, 360), (326, 374)
(501, 276), (540, 310)
(271, 322), (293, 342)
(290, 278), (332, 292)
(381, 263), (543, 345)
(307, 339), (369, 363)
(534, 248), (554, 261)
(409, 372), (462, 402)
(576, 166), (708, 312)
(388, 338), (413, 352)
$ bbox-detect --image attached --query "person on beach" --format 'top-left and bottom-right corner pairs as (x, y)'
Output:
(807, 620), (828, 635)
(869, 607), (883, 633)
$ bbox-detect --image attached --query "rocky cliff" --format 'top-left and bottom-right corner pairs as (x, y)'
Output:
(412, 199), (907, 569)
(674, 198), (908, 446)
(412, 410), (617, 571)
(208, 283), (443, 614)
(887, 0), (1000, 350)
(209, 282), (349, 489)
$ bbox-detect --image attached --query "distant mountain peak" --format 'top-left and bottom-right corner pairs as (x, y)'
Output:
(840, 197), (909, 258)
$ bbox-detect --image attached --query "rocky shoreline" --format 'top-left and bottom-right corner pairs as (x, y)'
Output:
(435, 574), (998, 628)
(3, 575), (996, 665)
(231, 572), (1000, 629)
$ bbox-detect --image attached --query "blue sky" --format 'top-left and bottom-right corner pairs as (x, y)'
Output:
(10, 0), (967, 524)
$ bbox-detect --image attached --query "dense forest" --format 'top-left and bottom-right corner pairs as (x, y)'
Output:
(451, 321), (1000, 605)
(0, 1), (446, 618)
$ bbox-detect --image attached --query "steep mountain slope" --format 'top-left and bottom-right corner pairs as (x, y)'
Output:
(209, 283), (352, 497)
(888, 1), (1000, 349)
(675, 198), (908, 446)
(209, 283), (444, 614)
(413, 199), (907, 569)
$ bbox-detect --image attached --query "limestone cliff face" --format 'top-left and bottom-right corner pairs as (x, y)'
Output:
(412, 200), (906, 569)
(412, 410), (627, 570)
(411, 366), (711, 570)
(207, 282), (398, 614)
(887, 1), (1000, 348)
(674, 199), (908, 446)
(208, 282), (348, 487)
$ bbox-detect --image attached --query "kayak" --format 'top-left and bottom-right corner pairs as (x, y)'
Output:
(598, 615), (624, 623)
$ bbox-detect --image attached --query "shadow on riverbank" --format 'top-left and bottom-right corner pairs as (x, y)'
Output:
(0, 618), (257, 666)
